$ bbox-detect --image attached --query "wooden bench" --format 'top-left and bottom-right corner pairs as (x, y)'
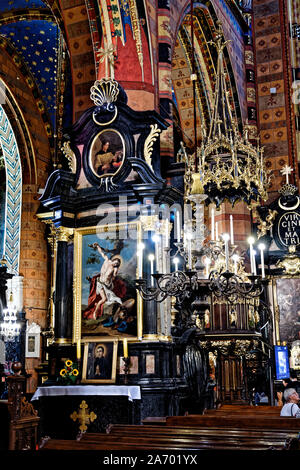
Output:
(39, 422), (300, 451)
(213, 404), (280, 413)
(39, 402), (300, 451)
(40, 436), (292, 451)
(165, 414), (300, 430)
(204, 406), (281, 416)
(104, 424), (297, 439)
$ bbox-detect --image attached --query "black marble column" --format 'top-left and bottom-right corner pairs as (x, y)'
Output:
(141, 236), (157, 336)
(143, 300), (157, 335)
(54, 228), (73, 342)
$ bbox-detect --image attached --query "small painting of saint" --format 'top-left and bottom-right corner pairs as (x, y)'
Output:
(90, 130), (124, 177)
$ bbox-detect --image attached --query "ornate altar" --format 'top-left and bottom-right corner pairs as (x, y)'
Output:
(37, 78), (188, 422)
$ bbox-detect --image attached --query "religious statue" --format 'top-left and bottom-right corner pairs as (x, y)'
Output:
(229, 307), (237, 327)
(204, 309), (211, 330)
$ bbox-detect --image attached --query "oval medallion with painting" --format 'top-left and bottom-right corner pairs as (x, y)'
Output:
(90, 129), (125, 178)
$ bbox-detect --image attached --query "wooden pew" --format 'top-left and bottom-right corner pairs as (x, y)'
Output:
(204, 405), (280, 415)
(104, 424), (296, 439)
(39, 402), (300, 452)
(40, 435), (291, 451)
(142, 417), (167, 425)
(39, 423), (300, 451)
(165, 414), (300, 430)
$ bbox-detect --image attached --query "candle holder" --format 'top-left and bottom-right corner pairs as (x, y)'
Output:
(122, 356), (130, 384)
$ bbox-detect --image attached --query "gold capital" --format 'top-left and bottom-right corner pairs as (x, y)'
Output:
(57, 227), (74, 242)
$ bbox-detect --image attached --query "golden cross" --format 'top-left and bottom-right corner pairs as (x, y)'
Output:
(70, 400), (97, 433)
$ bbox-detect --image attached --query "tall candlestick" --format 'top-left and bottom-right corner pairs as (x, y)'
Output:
(173, 257), (179, 272)
(230, 215), (234, 245)
(211, 208), (215, 240)
(76, 340), (81, 360)
(123, 338), (128, 358)
(148, 254), (155, 287)
(215, 222), (219, 241)
(258, 243), (265, 278)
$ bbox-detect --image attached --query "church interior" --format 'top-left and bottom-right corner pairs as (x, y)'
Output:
(1, 0), (300, 453)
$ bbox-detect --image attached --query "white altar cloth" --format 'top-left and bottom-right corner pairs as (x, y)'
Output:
(31, 385), (141, 402)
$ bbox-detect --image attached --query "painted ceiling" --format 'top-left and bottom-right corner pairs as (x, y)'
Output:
(0, 0), (61, 132)
(0, 19), (59, 128)
(1, 0), (45, 10)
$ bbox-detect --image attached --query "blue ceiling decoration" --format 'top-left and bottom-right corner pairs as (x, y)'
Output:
(0, 19), (59, 129)
(1, 0), (46, 12)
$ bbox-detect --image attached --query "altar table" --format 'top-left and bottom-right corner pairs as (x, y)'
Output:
(31, 385), (141, 438)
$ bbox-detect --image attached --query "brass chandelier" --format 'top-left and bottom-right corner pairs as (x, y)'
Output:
(136, 21), (272, 332)
(183, 24), (271, 207)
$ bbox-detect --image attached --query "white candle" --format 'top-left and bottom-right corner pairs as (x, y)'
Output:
(173, 257), (179, 272)
(148, 254), (155, 287)
(176, 210), (181, 242)
(153, 234), (160, 271)
(258, 243), (265, 278)
(188, 239), (192, 269)
(252, 250), (257, 275)
(223, 233), (230, 271)
(123, 338), (128, 358)
(165, 219), (169, 248)
(211, 208), (215, 240)
(205, 258), (211, 278)
(138, 242), (144, 279)
(215, 222), (219, 241)
(248, 237), (255, 274)
(230, 215), (234, 245)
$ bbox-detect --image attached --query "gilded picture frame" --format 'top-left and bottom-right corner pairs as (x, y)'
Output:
(81, 338), (118, 384)
(73, 222), (143, 343)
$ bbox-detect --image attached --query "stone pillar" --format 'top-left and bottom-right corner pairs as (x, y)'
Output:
(54, 227), (73, 344)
